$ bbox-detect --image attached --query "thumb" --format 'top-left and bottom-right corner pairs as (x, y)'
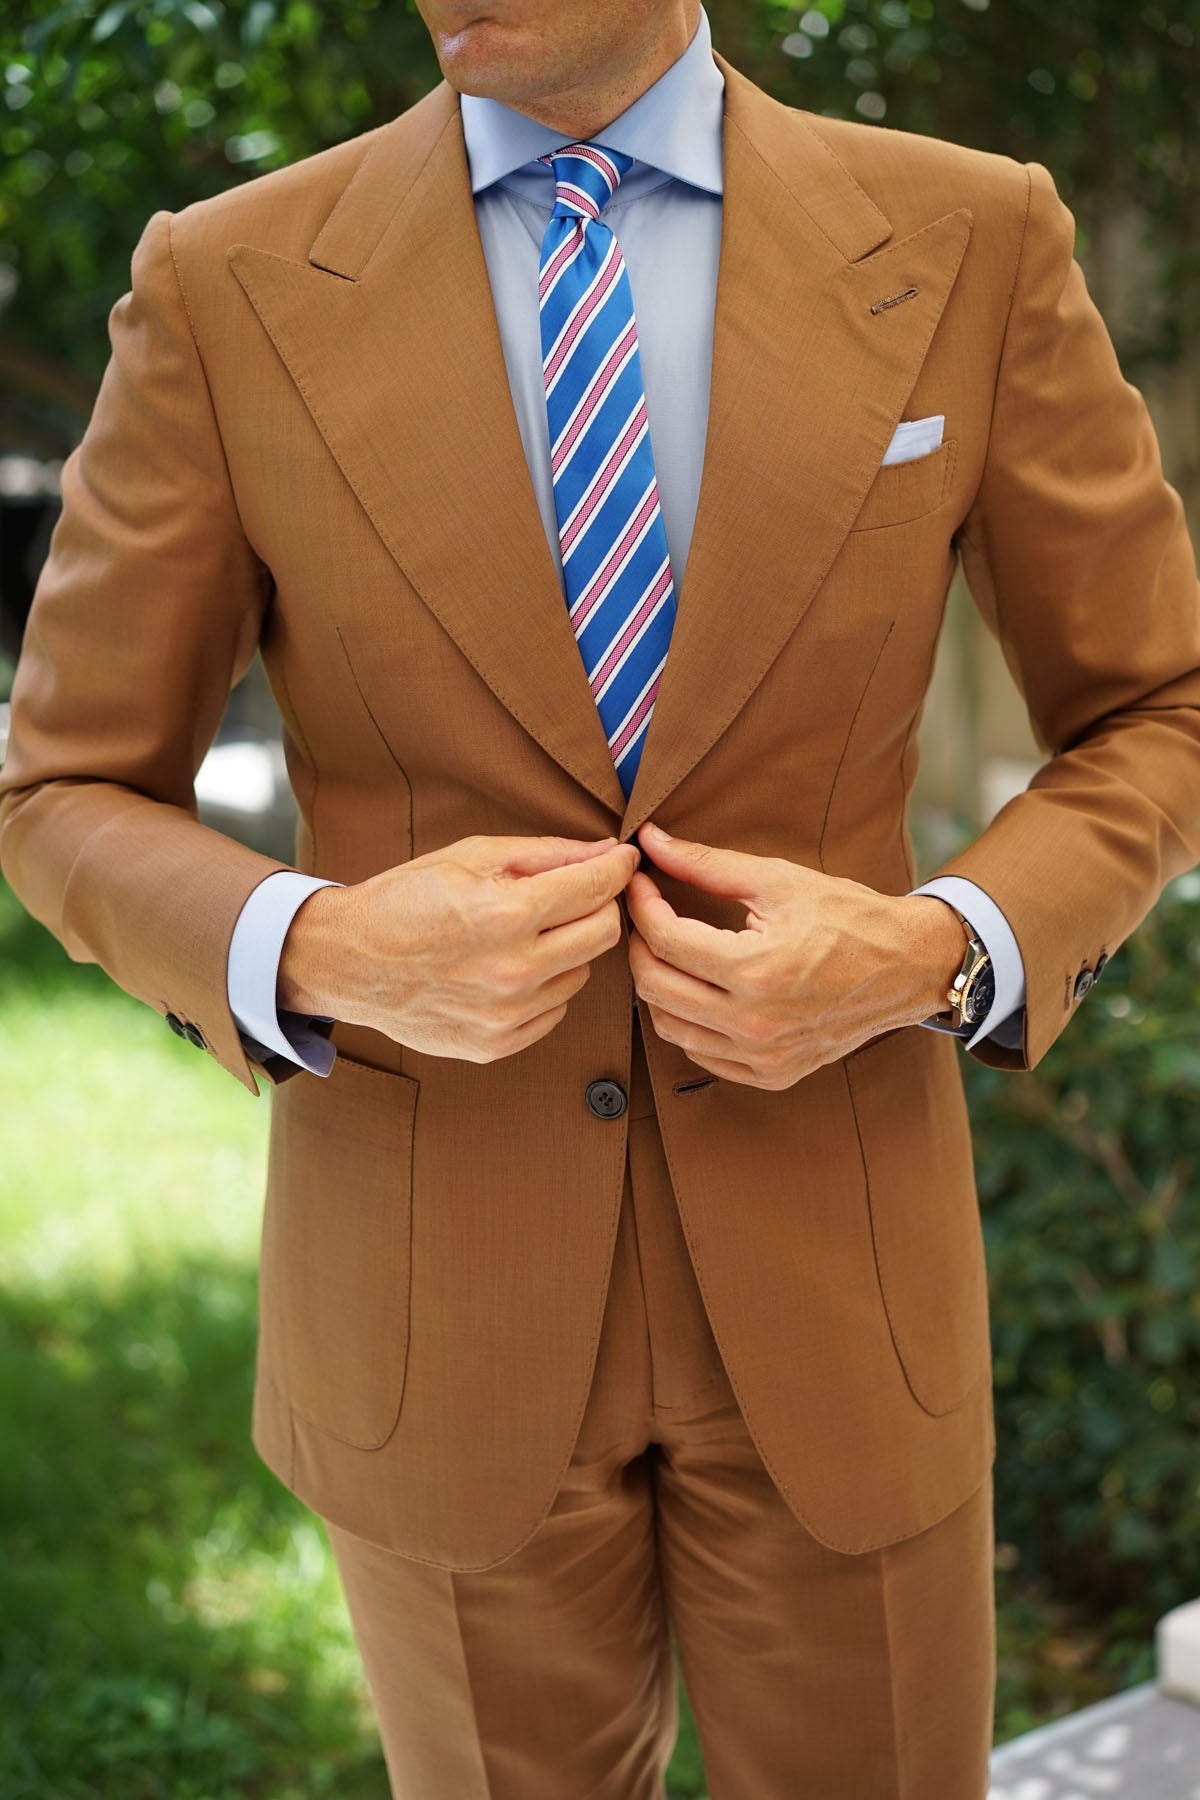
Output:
(637, 822), (779, 905)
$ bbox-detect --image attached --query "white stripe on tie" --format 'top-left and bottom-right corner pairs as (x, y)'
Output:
(537, 138), (678, 801)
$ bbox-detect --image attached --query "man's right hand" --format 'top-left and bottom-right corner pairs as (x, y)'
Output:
(276, 834), (639, 1062)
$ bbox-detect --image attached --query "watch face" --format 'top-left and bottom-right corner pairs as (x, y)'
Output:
(963, 959), (995, 1025)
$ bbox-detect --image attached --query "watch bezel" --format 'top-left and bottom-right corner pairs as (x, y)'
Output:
(945, 928), (992, 1028)
(958, 952), (995, 1025)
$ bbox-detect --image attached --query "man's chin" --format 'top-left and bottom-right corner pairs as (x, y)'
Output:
(434, 21), (545, 98)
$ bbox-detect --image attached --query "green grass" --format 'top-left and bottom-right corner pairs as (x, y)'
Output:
(0, 873), (1133, 1795)
(0, 878), (712, 1797)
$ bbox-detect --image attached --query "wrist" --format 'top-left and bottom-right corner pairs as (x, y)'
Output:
(277, 883), (346, 1017)
(896, 895), (970, 1024)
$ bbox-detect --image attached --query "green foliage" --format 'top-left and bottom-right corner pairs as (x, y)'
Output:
(716, 0), (1200, 366)
(968, 870), (1200, 1621)
(1, 0), (441, 378)
(2, 0), (1197, 390)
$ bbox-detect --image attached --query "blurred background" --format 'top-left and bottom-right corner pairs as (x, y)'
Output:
(1, 1), (1198, 1794)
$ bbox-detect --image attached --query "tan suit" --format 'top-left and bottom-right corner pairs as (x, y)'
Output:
(3, 43), (1199, 1796)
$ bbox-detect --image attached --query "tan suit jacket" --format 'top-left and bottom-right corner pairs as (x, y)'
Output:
(3, 52), (1199, 1570)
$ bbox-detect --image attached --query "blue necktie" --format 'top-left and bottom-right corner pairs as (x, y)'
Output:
(537, 141), (678, 800)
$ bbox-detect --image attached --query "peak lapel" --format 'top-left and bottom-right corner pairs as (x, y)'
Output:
(228, 83), (627, 818)
(622, 53), (973, 831)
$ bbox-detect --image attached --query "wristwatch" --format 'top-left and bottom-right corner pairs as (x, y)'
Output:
(941, 913), (995, 1030)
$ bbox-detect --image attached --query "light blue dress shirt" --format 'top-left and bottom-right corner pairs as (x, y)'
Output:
(226, 3), (1027, 1076)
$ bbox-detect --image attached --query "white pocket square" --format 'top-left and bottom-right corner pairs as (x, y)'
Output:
(881, 414), (944, 466)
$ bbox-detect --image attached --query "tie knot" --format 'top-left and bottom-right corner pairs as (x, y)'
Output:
(538, 141), (633, 222)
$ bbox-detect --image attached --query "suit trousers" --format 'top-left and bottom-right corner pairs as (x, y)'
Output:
(323, 1012), (997, 1799)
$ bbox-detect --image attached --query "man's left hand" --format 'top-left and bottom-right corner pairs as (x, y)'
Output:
(626, 820), (970, 1089)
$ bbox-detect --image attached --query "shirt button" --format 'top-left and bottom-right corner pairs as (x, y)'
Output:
(585, 1079), (628, 1120)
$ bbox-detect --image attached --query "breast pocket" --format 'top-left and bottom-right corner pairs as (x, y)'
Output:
(849, 438), (957, 533)
(259, 1052), (419, 1450)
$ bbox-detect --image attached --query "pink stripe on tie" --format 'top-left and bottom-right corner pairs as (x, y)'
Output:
(568, 144), (622, 196)
(543, 241), (622, 387)
(551, 318), (637, 476)
(610, 670), (662, 762)
(555, 179), (599, 220)
(539, 226), (585, 301)
(569, 484), (659, 629)
(589, 561), (673, 697)
(561, 398), (647, 558)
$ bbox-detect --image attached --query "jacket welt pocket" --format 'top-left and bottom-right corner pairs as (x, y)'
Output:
(260, 1051), (419, 1449)
(848, 438), (957, 533)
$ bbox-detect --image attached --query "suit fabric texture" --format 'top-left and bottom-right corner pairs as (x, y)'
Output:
(2, 51), (1200, 1586)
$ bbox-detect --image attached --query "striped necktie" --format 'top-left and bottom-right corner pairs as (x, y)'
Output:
(537, 140), (677, 801)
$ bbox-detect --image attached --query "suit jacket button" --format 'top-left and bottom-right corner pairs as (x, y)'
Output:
(1094, 950), (1109, 980)
(1073, 968), (1094, 1000)
(165, 1011), (187, 1038)
(585, 1079), (628, 1120)
(183, 1022), (207, 1049)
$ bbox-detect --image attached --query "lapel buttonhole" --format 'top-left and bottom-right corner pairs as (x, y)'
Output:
(870, 286), (920, 315)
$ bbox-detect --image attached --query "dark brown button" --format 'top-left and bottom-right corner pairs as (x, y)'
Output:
(585, 1079), (627, 1120)
(165, 1012), (187, 1038)
(1094, 950), (1109, 980)
(1073, 968), (1094, 1000)
(182, 1022), (207, 1049)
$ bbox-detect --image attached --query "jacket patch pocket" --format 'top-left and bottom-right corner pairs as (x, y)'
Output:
(843, 1023), (990, 1416)
(260, 1052), (419, 1449)
(849, 437), (956, 533)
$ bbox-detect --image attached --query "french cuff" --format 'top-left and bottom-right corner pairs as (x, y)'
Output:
(227, 870), (346, 1077)
(907, 874), (1028, 1052)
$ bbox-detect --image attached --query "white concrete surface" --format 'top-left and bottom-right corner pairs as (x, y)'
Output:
(988, 1680), (1200, 1797)
(1158, 1599), (1200, 1706)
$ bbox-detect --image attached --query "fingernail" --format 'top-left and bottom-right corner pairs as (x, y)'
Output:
(644, 821), (667, 838)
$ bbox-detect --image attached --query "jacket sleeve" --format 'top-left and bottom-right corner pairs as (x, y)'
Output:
(922, 157), (1200, 1071)
(0, 207), (299, 1097)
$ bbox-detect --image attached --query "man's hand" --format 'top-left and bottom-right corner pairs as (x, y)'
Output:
(627, 820), (968, 1089)
(278, 834), (639, 1062)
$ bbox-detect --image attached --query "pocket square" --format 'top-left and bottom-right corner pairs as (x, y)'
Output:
(881, 414), (944, 467)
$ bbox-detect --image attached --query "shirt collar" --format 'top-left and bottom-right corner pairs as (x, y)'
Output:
(460, 4), (724, 198)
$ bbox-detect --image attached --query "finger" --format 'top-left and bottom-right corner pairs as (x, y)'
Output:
(628, 928), (735, 1029)
(485, 998), (572, 1060)
(522, 842), (641, 931)
(660, 1040), (761, 1085)
(637, 821), (778, 906)
(488, 834), (620, 878)
(641, 1022), (758, 1084)
(532, 903), (624, 978)
(526, 961), (593, 1014)
(625, 869), (745, 987)
(645, 1004), (742, 1061)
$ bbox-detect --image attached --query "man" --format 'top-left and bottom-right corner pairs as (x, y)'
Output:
(2, 0), (1198, 1791)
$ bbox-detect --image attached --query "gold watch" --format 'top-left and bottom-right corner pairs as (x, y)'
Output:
(943, 914), (995, 1029)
